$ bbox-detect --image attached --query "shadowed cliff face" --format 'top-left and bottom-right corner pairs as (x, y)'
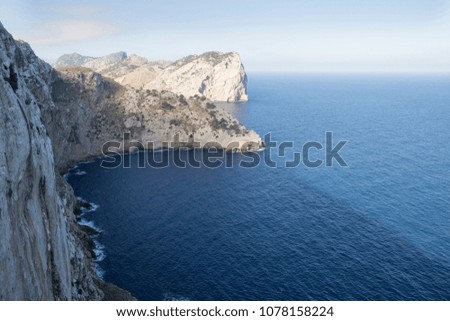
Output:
(47, 67), (260, 168)
(0, 22), (101, 300)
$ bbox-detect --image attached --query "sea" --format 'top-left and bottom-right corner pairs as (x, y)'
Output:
(67, 73), (450, 300)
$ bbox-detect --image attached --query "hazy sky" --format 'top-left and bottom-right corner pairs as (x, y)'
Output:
(1, 0), (450, 72)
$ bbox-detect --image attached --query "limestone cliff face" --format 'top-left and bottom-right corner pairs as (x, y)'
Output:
(0, 22), (101, 300)
(144, 52), (248, 102)
(1, 22), (260, 300)
(54, 51), (249, 102)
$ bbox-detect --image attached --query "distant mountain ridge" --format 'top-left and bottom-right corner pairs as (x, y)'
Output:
(54, 52), (95, 67)
(54, 51), (248, 102)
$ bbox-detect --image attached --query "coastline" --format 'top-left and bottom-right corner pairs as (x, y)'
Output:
(63, 144), (266, 301)
(0, 19), (261, 300)
(60, 142), (265, 175)
(63, 164), (137, 301)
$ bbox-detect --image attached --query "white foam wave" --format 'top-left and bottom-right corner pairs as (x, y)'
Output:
(93, 240), (106, 262)
(76, 197), (100, 213)
(78, 218), (103, 233)
(86, 202), (99, 212)
(93, 239), (106, 278)
(74, 195), (106, 279)
(95, 265), (106, 279)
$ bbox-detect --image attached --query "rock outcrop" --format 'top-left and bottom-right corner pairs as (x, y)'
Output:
(0, 21), (261, 300)
(54, 51), (249, 102)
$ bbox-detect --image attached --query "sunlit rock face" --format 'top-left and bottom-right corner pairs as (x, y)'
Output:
(0, 22), (102, 300)
(55, 51), (249, 102)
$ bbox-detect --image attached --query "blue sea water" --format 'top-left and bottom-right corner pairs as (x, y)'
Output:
(67, 74), (450, 300)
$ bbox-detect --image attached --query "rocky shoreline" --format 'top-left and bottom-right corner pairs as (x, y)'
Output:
(72, 194), (136, 300)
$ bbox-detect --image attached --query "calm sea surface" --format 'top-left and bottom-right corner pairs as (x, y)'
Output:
(68, 74), (450, 300)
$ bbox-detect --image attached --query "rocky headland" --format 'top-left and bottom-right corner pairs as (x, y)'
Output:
(0, 20), (261, 300)
(54, 51), (249, 103)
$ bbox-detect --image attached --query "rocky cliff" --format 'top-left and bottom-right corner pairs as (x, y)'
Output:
(54, 51), (249, 102)
(47, 66), (260, 169)
(0, 22), (261, 300)
(0, 22), (101, 300)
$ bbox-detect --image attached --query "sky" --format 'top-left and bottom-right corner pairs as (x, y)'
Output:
(1, 0), (450, 72)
